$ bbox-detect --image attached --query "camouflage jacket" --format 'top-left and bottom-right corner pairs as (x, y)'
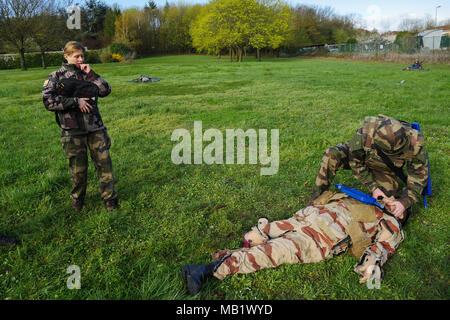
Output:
(42, 62), (111, 136)
(347, 115), (429, 209)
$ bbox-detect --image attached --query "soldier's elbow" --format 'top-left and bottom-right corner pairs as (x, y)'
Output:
(43, 100), (54, 111)
(100, 90), (111, 98)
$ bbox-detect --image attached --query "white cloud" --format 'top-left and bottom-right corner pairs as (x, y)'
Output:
(362, 4), (448, 32)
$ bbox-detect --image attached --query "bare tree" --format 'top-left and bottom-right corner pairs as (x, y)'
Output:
(423, 14), (435, 29)
(398, 18), (424, 33)
(0, 0), (42, 70)
(31, 0), (67, 68)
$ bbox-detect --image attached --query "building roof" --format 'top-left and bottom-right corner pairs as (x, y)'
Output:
(417, 29), (443, 37)
(381, 31), (398, 36)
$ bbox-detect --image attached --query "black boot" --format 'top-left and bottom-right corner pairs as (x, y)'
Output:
(0, 233), (18, 246)
(72, 198), (84, 211)
(181, 260), (222, 296)
(105, 198), (119, 211)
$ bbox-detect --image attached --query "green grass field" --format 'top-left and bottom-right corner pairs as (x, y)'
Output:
(0, 55), (448, 300)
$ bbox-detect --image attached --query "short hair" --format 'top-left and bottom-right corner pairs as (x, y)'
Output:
(64, 41), (85, 56)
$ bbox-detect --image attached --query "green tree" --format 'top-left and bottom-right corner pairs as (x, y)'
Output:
(250, 0), (291, 61)
(191, 0), (290, 62)
(103, 5), (121, 42)
(333, 28), (349, 44)
(114, 8), (142, 52)
(287, 4), (356, 51)
(80, 0), (109, 48)
(190, 4), (222, 56)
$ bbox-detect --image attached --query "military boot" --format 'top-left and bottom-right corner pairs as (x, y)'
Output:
(72, 198), (84, 211)
(181, 260), (222, 296)
(105, 198), (119, 211)
(0, 233), (18, 246)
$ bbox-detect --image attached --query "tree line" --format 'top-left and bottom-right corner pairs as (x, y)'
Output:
(0, 0), (361, 69)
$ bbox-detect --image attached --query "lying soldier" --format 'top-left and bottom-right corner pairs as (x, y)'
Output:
(129, 74), (161, 83)
(403, 59), (423, 71)
(182, 191), (404, 296)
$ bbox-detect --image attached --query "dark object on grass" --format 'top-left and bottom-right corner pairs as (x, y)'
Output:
(0, 233), (18, 246)
(182, 261), (222, 296)
(129, 74), (161, 83)
(57, 78), (99, 98)
(72, 198), (84, 211)
(105, 198), (119, 211)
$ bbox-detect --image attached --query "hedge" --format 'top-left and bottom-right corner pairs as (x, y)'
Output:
(0, 50), (102, 70)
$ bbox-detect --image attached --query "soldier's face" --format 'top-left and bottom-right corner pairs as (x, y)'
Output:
(64, 50), (84, 68)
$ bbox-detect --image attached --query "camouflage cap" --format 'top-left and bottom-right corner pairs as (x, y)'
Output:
(373, 118), (409, 154)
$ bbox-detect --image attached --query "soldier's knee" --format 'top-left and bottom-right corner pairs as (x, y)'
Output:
(324, 146), (344, 160)
(378, 218), (401, 242)
(378, 225), (392, 242)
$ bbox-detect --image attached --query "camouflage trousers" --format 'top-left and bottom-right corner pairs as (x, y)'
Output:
(61, 130), (118, 203)
(213, 198), (403, 281)
(313, 143), (399, 197)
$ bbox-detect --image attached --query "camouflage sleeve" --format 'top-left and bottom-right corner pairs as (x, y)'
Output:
(398, 146), (429, 208)
(348, 130), (378, 192)
(42, 76), (79, 111)
(86, 70), (111, 97)
(354, 215), (404, 283)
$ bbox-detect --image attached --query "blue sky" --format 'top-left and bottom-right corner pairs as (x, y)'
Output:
(100, 0), (450, 32)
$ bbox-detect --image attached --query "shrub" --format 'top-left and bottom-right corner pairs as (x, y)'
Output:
(111, 53), (124, 62)
(100, 49), (114, 63)
(85, 50), (102, 64)
(110, 42), (131, 56)
(0, 50), (102, 70)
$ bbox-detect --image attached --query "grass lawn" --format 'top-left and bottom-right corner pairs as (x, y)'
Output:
(0, 55), (448, 300)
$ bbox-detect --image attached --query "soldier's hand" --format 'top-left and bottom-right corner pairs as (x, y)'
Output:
(372, 188), (388, 200)
(387, 201), (405, 219)
(79, 97), (93, 113)
(80, 64), (91, 73)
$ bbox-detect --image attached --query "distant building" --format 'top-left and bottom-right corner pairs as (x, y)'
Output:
(417, 28), (449, 50)
(381, 31), (398, 43)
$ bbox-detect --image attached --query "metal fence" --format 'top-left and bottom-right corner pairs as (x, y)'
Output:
(329, 36), (449, 54)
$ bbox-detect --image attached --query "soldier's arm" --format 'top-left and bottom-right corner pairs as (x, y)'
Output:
(355, 215), (404, 284)
(42, 76), (79, 112)
(348, 130), (378, 192)
(398, 146), (429, 209)
(86, 70), (111, 97)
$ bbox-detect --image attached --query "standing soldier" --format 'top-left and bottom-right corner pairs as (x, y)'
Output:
(42, 41), (118, 211)
(182, 192), (404, 295)
(310, 115), (429, 224)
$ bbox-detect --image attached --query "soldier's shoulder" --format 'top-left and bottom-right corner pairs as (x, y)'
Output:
(407, 130), (426, 157)
(359, 117), (379, 150)
(49, 66), (71, 79)
(44, 66), (69, 86)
